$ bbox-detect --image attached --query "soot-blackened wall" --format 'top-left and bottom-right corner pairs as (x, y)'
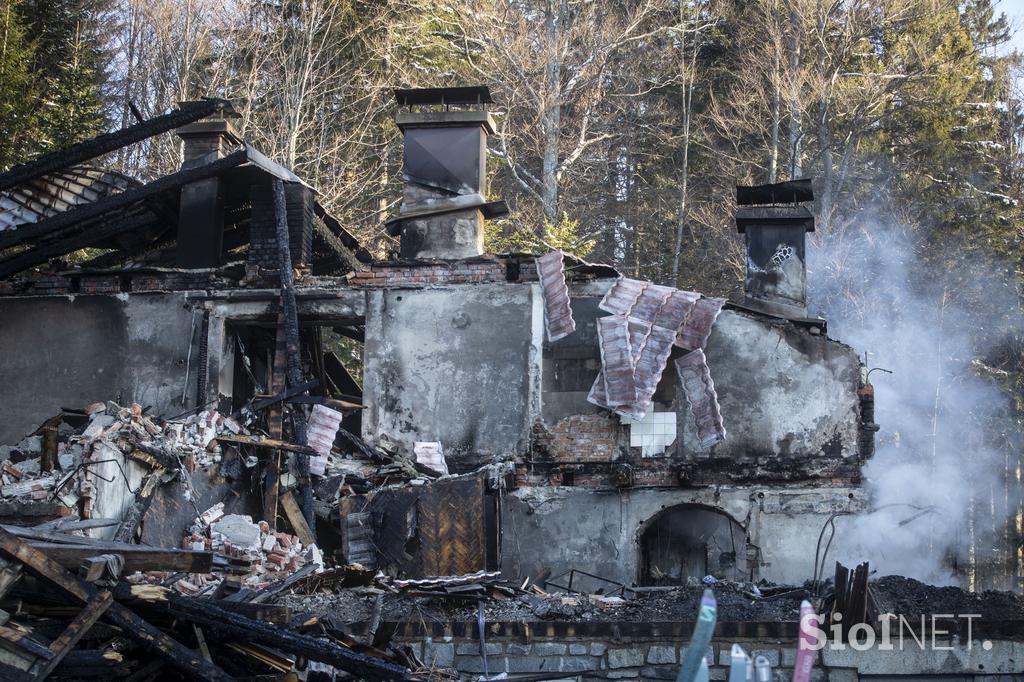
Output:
(0, 293), (201, 443)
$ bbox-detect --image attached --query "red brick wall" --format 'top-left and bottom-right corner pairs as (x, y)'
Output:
(531, 414), (622, 463)
(348, 261), (508, 286)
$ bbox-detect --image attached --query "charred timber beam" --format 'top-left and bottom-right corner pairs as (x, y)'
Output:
(216, 434), (317, 456)
(0, 99), (232, 192)
(28, 589), (113, 679)
(263, 311), (287, 529)
(314, 203), (373, 263)
(232, 379), (320, 420)
(21, 544), (212, 573)
(0, 150), (247, 252)
(167, 594), (414, 681)
(286, 396), (364, 411)
(0, 212), (158, 280)
(0, 527), (231, 682)
(312, 214), (363, 273)
(272, 179), (314, 534)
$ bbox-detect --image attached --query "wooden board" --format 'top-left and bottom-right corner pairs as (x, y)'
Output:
(280, 491), (316, 547)
(370, 473), (486, 577)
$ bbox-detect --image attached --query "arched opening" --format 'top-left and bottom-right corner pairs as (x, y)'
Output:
(638, 504), (751, 586)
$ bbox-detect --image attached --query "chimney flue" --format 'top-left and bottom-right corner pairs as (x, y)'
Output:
(388, 86), (507, 260)
(173, 102), (240, 268)
(175, 102), (241, 168)
(735, 178), (815, 318)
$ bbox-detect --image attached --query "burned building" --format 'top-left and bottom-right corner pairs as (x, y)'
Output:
(0, 89), (1019, 680)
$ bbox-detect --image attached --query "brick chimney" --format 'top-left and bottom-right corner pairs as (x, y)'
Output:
(176, 113), (241, 168)
(173, 102), (241, 268)
(735, 179), (815, 318)
(388, 86), (507, 260)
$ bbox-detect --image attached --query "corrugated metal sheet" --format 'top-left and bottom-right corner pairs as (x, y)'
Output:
(590, 279), (726, 428)
(598, 277), (647, 316)
(676, 297), (726, 351)
(596, 315), (636, 407)
(619, 322), (676, 421)
(413, 441), (449, 476)
(0, 165), (137, 232)
(653, 289), (700, 331)
(535, 250), (576, 342)
(675, 349), (726, 448)
(631, 283), (674, 322)
(307, 404), (343, 476)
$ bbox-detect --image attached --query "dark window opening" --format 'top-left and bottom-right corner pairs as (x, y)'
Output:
(228, 319), (365, 437)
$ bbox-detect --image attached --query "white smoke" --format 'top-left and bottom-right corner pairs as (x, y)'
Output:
(807, 217), (1021, 588)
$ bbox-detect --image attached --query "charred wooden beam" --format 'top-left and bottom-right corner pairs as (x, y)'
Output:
(286, 395), (364, 411)
(280, 490), (316, 548)
(233, 379), (320, 420)
(28, 589), (113, 679)
(314, 203), (373, 263)
(0, 211), (159, 280)
(20, 543), (211, 573)
(272, 179), (314, 535)
(216, 434), (317, 456)
(0, 527), (231, 682)
(112, 468), (166, 544)
(0, 150), (247, 252)
(0, 99), (233, 192)
(167, 594), (414, 681)
(263, 309), (288, 530)
(311, 214), (362, 274)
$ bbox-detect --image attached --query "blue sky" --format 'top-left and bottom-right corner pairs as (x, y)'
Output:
(1002, 0), (1024, 54)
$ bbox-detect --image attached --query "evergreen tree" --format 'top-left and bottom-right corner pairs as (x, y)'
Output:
(20, 0), (107, 150)
(0, 0), (36, 169)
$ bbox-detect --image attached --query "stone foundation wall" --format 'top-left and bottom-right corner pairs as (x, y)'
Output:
(407, 636), (1024, 681)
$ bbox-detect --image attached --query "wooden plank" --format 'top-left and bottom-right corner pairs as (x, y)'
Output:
(0, 624), (53, 660)
(217, 434), (317, 456)
(236, 378), (320, 419)
(286, 395), (365, 411)
(29, 590), (113, 679)
(0, 526), (232, 682)
(280, 491), (316, 547)
(193, 625), (212, 664)
(24, 544), (212, 573)
(263, 310), (288, 530)
(168, 594), (409, 681)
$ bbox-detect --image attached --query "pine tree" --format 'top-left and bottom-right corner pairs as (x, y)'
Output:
(0, 0), (36, 168)
(20, 0), (107, 150)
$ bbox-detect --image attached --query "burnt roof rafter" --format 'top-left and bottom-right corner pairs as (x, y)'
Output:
(0, 150), (248, 252)
(0, 210), (159, 279)
(0, 99), (234, 193)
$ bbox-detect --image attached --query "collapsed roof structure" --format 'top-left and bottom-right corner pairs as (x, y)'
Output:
(0, 88), (1019, 681)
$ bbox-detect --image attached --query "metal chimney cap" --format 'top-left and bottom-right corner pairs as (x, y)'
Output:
(736, 205), (814, 234)
(736, 178), (813, 206)
(394, 86), (493, 108)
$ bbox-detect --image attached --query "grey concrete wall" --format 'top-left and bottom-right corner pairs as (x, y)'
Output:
(685, 309), (861, 462)
(0, 293), (201, 443)
(541, 280), (862, 463)
(361, 284), (543, 470)
(500, 485), (867, 586)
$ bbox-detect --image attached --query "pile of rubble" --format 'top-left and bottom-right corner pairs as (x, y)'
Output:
(0, 397), (453, 680)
